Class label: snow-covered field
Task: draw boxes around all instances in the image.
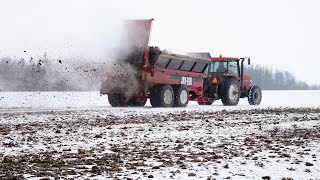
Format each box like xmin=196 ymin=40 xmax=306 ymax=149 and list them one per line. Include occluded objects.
xmin=1 ymin=90 xmax=320 ymax=112
xmin=0 ymin=91 xmax=320 ymax=179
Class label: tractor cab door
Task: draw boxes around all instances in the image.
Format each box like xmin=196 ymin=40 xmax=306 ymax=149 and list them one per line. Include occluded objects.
xmin=208 ymin=62 xmax=227 ymax=83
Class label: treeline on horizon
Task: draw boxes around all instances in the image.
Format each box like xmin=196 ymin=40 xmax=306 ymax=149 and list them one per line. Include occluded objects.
xmin=0 ymin=56 xmax=319 ymax=91
xmin=245 ymin=65 xmax=320 ymax=90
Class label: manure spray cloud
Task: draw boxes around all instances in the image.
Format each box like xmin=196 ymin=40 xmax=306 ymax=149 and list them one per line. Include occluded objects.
xmin=0 ymin=7 xmax=151 ymax=97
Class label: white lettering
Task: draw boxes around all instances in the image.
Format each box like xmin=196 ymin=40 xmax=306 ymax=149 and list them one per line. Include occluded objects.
xmin=181 ymin=77 xmax=193 ymax=86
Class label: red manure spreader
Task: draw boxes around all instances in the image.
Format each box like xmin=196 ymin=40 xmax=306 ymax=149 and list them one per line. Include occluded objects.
xmin=100 ymin=19 xmax=262 ymax=107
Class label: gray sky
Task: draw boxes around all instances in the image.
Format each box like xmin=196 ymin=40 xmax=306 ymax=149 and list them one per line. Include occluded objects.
xmin=0 ymin=0 xmax=319 ymax=85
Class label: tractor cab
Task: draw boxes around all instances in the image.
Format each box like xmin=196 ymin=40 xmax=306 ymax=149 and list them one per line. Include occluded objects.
xmin=208 ymin=58 xmax=240 ymax=80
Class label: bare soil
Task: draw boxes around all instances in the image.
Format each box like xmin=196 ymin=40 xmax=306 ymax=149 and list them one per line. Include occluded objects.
xmin=0 ymin=108 xmax=319 ymax=179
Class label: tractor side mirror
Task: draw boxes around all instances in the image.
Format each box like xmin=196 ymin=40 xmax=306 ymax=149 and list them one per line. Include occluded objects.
xmin=248 ymin=58 xmax=251 ymax=65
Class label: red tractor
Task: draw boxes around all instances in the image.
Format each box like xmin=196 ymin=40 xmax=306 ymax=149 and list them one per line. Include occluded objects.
xmin=197 ymin=55 xmax=262 ymax=106
xmin=100 ymin=19 xmax=262 ymax=107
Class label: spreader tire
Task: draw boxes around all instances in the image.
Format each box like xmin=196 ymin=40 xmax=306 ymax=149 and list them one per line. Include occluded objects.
xmin=150 ymin=85 xmax=174 ymax=107
xmin=248 ymin=85 xmax=262 ymax=105
xmin=173 ymin=85 xmax=189 ymax=107
xmin=220 ymin=78 xmax=240 ymax=106
xmin=108 ymin=94 xmax=128 ymax=107
xmin=127 ymin=98 xmax=147 ymax=107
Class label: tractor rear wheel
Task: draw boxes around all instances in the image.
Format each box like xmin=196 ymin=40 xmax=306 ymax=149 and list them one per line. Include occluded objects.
xmin=220 ymin=78 xmax=240 ymax=106
xmin=150 ymin=85 xmax=174 ymax=107
xmin=248 ymin=85 xmax=262 ymax=105
xmin=173 ymin=85 xmax=189 ymax=107
xmin=108 ymin=94 xmax=129 ymax=107
xmin=128 ymin=98 xmax=147 ymax=107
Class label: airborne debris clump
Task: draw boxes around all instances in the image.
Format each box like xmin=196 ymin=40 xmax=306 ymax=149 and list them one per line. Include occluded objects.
xmin=0 ymin=20 xmax=149 ymax=94
xmin=0 ymin=55 xmax=109 ymax=91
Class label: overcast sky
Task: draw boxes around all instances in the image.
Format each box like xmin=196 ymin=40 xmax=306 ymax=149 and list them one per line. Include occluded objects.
xmin=0 ymin=0 xmax=319 ymax=85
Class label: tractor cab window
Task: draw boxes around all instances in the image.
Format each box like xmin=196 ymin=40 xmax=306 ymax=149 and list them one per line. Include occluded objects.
xmin=209 ymin=62 xmax=227 ymax=74
xmin=228 ymin=61 xmax=239 ymax=77
xmin=210 ymin=61 xmax=238 ymax=74
xmin=215 ymin=62 xmax=227 ymax=73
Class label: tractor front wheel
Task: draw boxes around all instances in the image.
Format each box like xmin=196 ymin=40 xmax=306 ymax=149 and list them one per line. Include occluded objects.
xmin=150 ymin=85 xmax=174 ymax=107
xmin=220 ymin=78 xmax=240 ymax=106
xmin=248 ymin=85 xmax=262 ymax=105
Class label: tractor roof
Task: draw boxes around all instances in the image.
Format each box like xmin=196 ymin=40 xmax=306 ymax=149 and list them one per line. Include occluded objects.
xmin=211 ymin=57 xmax=240 ymax=61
